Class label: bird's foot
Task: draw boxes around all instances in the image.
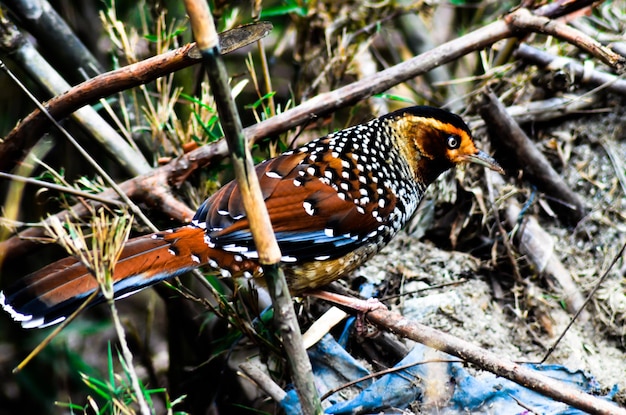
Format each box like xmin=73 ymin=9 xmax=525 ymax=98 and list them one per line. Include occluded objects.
xmin=305 ymin=290 xmax=387 ymax=336
xmin=305 ymin=289 xmax=387 ymax=313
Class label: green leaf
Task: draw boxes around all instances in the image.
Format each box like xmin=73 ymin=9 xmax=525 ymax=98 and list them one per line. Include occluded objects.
xmin=55 ymin=402 xmax=85 ymax=410
xmin=373 ymin=93 xmax=416 ymax=104
xmin=180 ymin=93 xmax=215 ymax=111
xmin=144 ymin=26 xmax=187 ymax=42
xmin=107 ymin=343 xmax=115 ymax=392
xmin=261 ymin=4 xmax=308 ymax=17
xmin=80 ymin=373 xmax=112 ymax=400
xmin=244 ymin=91 xmax=277 ymax=110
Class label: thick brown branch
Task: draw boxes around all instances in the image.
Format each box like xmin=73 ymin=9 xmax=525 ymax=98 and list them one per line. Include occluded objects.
xmin=0 ymin=22 xmax=272 ymax=172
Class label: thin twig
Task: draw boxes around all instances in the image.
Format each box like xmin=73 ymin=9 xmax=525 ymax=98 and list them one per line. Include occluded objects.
xmin=599 ymin=137 xmax=626 ymax=195
xmin=45 ymin=209 xmax=150 ymax=415
xmin=540 ymin=240 xmax=626 ymax=364
xmin=12 ymin=290 xmax=99 ymax=373
xmin=484 ymin=170 xmax=525 ymax=282
xmin=0 ymin=172 xmax=124 ymax=206
xmin=320 ymin=359 xmax=461 ymax=402
xmin=109 ymin=298 xmax=151 ymax=415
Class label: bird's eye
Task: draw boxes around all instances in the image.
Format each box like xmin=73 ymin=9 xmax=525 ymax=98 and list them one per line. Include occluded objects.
xmin=446 ymin=135 xmax=460 ymax=149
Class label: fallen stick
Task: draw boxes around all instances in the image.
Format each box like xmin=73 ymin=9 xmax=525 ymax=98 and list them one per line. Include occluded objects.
xmin=478 ymin=90 xmax=586 ymax=224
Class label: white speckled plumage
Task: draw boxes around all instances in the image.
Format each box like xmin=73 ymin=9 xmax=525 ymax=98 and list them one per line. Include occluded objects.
xmin=1 ymin=106 xmax=503 ymax=328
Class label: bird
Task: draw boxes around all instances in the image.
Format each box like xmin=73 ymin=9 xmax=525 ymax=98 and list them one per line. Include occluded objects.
xmin=1 ymin=106 xmax=503 ymax=329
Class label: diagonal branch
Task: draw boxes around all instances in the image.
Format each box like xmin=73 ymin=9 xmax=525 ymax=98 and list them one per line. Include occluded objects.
xmin=1 ymin=3 xmax=616 ymax=262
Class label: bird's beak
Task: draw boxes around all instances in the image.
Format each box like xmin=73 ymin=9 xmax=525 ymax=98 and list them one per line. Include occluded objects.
xmin=462 ymin=150 xmax=504 ymax=174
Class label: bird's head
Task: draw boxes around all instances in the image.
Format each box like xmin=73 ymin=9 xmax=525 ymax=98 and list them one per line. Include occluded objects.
xmin=384 ymin=106 xmax=504 ymax=184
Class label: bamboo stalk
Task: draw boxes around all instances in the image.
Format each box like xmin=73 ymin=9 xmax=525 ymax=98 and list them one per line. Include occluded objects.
xmin=181 ymin=1 xmax=322 ymax=413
